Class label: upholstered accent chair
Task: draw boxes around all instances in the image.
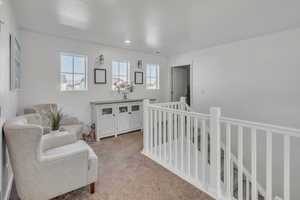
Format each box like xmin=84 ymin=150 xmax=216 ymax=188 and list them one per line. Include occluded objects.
xmin=4 ymin=114 xmax=98 ymax=200
xmin=24 ymin=104 xmax=85 ymax=139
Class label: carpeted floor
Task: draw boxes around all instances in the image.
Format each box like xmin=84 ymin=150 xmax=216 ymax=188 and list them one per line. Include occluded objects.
xmin=10 ymin=131 xmax=214 ymax=200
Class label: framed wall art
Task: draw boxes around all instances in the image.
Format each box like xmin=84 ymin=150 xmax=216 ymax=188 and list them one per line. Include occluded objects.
xmin=94 ymin=68 xmax=107 ymax=84
xmin=10 ymin=34 xmax=22 ymax=90
xmin=134 ymin=72 xmax=143 ymax=84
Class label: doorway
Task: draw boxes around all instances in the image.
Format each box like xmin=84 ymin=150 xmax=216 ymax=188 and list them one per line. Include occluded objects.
xmin=171 ymin=65 xmax=190 ymax=105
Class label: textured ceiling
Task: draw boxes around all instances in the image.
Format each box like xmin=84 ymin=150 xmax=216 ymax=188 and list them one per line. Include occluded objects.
xmin=12 ymin=0 xmax=300 ymax=56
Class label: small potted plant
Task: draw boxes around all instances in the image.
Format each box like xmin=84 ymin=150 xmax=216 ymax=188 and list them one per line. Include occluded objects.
xmin=48 ymin=106 xmax=64 ymax=133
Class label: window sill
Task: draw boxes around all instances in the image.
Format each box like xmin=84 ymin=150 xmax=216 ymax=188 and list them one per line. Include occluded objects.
xmin=60 ymin=89 xmax=88 ymax=92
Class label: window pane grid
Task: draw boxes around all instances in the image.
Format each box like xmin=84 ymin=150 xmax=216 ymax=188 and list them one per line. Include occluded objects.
xmin=60 ymin=54 xmax=87 ymax=91
xmin=112 ymin=61 xmax=130 ymax=90
xmin=146 ymin=64 xmax=159 ymax=89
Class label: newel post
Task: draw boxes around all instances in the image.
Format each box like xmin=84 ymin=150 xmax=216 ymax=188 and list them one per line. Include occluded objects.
xmin=143 ymin=99 xmax=150 ymax=155
xmin=180 ymin=96 xmax=186 ymax=110
xmin=180 ymin=96 xmax=186 ymax=103
xmin=209 ymin=107 xmax=221 ymax=198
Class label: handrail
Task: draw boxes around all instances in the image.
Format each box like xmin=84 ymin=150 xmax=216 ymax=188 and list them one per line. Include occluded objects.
xmin=149 ymin=104 xmax=210 ymax=119
xmin=221 ymin=117 xmax=300 ymax=138
xmin=154 ymin=101 xmax=184 ymax=106
xmin=154 ymin=101 xmax=300 ymax=136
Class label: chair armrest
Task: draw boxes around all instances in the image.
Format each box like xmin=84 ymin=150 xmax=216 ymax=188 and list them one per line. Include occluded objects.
xmin=40 ymin=144 xmax=89 ymax=163
xmin=61 ymin=116 xmax=81 ymax=126
xmin=42 ymin=131 xmax=77 ymax=151
xmin=39 ymin=145 xmax=89 ymax=188
xmin=23 ymin=113 xmax=42 ymax=126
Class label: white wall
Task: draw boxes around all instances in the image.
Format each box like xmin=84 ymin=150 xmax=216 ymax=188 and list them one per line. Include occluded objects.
xmin=19 ymin=30 xmax=170 ymax=123
xmin=0 ymin=0 xmax=19 ymax=199
xmin=0 ymin=0 xmax=19 ymax=119
xmin=170 ymin=28 xmax=300 ymax=200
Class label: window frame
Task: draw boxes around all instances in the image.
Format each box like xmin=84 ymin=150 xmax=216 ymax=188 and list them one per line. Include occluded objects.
xmin=60 ymin=52 xmax=88 ymax=92
xmin=111 ymin=60 xmax=130 ymax=90
xmin=146 ymin=64 xmax=160 ymax=90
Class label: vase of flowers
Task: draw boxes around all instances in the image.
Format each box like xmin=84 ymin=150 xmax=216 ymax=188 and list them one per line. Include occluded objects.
xmin=114 ymin=80 xmax=134 ymax=99
xmin=48 ymin=106 xmax=64 ymax=132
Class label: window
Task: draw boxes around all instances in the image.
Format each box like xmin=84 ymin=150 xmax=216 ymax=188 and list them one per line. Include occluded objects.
xmin=60 ymin=53 xmax=87 ymax=91
xmin=146 ymin=64 xmax=159 ymax=89
xmin=112 ymin=61 xmax=130 ymax=90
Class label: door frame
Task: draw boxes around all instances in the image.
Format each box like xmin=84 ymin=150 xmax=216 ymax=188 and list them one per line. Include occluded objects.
xmin=170 ymin=60 xmax=196 ymax=107
xmin=170 ymin=65 xmax=191 ymax=103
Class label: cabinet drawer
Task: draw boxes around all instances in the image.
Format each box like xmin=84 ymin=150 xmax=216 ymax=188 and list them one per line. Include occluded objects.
xmin=102 ymin=108 xmax=113 ymax=115
xmin=119 ymin=106 xmax=128 ymax=113
xmin=96 ymin=104 xmax=115 ymax=117
xmin=131 ymin=104 xmax=140 ymax=112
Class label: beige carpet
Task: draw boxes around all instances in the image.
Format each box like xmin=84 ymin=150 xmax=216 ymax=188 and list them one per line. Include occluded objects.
xmin=10 ymin=131 xmax=214 ymax=200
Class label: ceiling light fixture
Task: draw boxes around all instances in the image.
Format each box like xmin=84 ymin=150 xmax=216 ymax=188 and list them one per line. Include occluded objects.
xmin=124 ymin=40 xmax=131 ymax=44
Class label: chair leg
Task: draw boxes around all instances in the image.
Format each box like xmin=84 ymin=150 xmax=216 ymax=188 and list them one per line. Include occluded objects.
xmin=89 ymin=182 xmax=95 ymax=194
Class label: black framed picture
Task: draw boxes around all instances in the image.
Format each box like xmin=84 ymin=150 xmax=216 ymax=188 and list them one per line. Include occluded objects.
xmin=134 ymin=72 xmax=143 ymax=84
xmin=94 ymin=68 xmax=107 ymax=84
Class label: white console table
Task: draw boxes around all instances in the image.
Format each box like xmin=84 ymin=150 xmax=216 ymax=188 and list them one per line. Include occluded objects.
xmin=91 ymin=99 xmax=156 ymax=141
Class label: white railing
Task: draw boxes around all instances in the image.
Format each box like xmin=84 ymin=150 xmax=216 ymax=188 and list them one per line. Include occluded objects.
xmin=142 ymin=98 xmax=300 ymax=200
xmin=154 ymin=97 xmax=191 ymax=111
xmin=143 ymin=98 xmax=212 ymax=195
xmin=220 ymin=116 xmax=300 ymax=200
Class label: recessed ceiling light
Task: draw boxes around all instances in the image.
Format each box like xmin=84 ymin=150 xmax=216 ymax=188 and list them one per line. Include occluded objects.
xmin=124 ymin=40 xmax=131 ymax=44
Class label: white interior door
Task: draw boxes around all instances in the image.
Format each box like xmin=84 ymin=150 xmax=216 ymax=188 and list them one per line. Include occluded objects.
xmin=171 ymin=66 xmax=189 ymax=101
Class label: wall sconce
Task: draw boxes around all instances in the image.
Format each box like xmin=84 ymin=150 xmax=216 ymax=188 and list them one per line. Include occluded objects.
xmin=99 ymin=54 xmax=104 ymax=65
xmin=137 ymin=60 xmax=143 ymax=69
xmin=95 ymin=54 xmax=104 ymax=68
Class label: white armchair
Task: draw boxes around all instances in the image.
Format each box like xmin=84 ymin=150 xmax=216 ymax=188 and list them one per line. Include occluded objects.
xmin=4 ymin=114 xmax=98 ymax=200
